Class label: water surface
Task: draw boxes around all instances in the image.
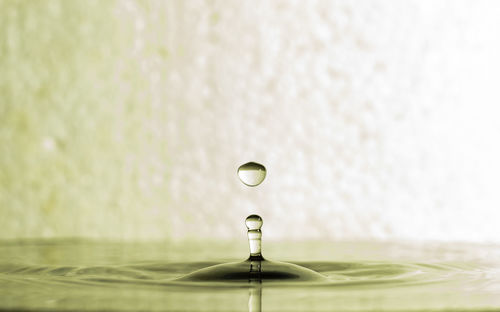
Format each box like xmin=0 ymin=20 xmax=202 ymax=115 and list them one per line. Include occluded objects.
xmin=1 ymin=240 xmax=499 ymax=311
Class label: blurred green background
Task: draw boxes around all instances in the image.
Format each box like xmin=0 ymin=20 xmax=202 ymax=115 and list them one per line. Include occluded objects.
xmin=1 ymin=0 xmax=500 ymax=243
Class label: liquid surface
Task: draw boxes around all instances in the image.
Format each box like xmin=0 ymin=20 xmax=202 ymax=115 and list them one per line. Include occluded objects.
xmin=1 ymin=240 xmax=500 ymax=311
xmin=179 ymin=214 xmax=328 ymax=285
xmin=237 ymin=162 xmax=266 ymax=187
xmin=177 ymin=259 xmax=329 ymax=285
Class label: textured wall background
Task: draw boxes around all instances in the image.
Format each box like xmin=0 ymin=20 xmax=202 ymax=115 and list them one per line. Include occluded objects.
xmin=1 ymin=0 xmax=500 ymax=242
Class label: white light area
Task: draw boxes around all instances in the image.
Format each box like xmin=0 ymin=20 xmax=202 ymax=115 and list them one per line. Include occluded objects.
xmin=159 ymin=0 xmax=500 ymax=243
xmin=41 ymin=137 xmax=56 ymax=152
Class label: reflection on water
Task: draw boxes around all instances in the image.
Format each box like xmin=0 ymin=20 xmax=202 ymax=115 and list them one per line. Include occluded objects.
xmin=1 ymin=240 xmax=500 ymax=311
xmin=249 ymin=286 xmax=262 ymax=312
xmin=249 ymin=260 xmax=262 ymax=312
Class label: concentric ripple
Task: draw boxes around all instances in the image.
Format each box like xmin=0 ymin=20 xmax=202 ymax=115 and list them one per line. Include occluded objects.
xmin=1 ymin=240 xmax=500 ymax=311
xmin=0 ymin=260 xmax=482 ymax=289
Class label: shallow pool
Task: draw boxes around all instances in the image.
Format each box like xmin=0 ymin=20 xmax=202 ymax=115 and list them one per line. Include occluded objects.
xmin=1 ymin=239 xmax=499 ymax=311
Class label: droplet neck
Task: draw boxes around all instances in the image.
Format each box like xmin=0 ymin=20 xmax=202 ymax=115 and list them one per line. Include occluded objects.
xmin=246 ymin=215 xmax=264 ymax=260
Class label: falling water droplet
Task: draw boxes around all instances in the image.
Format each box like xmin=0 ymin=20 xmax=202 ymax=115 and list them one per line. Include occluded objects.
xmin=176 ymin=165 xmax=327 ymax=284
xmin=238 ymin=162 xmax=266 ymax=187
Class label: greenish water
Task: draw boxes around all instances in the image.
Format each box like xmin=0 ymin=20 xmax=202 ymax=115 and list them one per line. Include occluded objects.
xmin=1 ymin=240 xmax=500 ymax=311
